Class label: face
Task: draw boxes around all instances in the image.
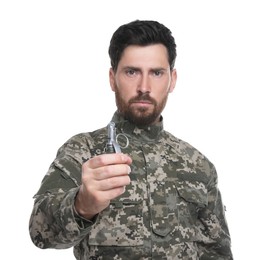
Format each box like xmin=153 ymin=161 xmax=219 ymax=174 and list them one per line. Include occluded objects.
xmin=109 ymin=44 xmax=177 ymax=127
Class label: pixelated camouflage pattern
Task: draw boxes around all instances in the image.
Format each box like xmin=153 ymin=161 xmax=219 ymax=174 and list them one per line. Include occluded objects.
xmin=29 ymin=112 xmax=233 ymax=259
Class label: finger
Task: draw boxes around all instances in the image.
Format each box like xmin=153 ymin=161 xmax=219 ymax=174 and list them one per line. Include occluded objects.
xmin=100 ymin=186 xmax=126 ymax=201
xmin=94 ymin=164 xmax=131 ymax=180
xmin=98 ymin=175 xmax=131 ymax=191
xmin=87 ymin=153 xmax=132 ymax=169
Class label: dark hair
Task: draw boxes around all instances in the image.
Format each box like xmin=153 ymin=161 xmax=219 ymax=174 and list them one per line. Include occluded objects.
xmin=108 ymin=20 xmax=177 ymax=72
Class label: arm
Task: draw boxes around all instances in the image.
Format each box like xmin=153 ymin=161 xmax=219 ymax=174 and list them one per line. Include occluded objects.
xmin=29 ymin=156 xmax=95 ymax=249
xmin=29 ymin=134 xmax=132 ymax=249
xmin=198 ymin=166 xmax=233 ymax=259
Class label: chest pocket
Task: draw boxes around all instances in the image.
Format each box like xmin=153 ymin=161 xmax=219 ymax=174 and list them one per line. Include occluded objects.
xmin=150 ymin=179 xmax=208 ymax=242
xmin=174 ymin=180 xmax=208 ymax=241
xmin=88 ymin=183 xmax=144 ymax=247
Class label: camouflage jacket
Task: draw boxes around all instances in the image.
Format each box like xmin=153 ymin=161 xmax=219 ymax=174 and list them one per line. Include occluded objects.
xmin=29 ymin=112 xmax=233 ymax=260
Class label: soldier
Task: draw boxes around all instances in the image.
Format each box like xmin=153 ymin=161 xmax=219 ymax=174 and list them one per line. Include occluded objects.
xmin=29 ymin=20 xmax=233 ymax=259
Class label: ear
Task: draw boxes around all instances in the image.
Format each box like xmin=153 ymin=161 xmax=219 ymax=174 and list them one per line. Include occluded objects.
xmin=109 ymin=68 xmax=116 ymax=92
xmin=168 ymin=69 xmax=177 ymax=93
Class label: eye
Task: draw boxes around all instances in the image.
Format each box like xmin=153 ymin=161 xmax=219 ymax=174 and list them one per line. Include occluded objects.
xmin=153 ymin=70 xmax=164 ymax=77
xmin=126 ymin=68 xmax=137 ymax=76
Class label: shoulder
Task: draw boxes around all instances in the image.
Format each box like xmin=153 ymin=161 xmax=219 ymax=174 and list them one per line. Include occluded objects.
xmin=63 ymin=126 xmax=107 ymax=147
xmin=162 ymin=130 xmax=208 ymax=159
xmin=162 ymin=130 xmax=217 ymax=183
xmin=56 ymin=126 xmax=107 ymax=157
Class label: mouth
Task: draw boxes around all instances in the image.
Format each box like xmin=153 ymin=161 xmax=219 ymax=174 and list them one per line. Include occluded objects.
xmin=132 ymin=100 xmax=152 ymax=104
xmin=130 ymin=100 xmax=153 ymax=108
xmin=129 ymin=94 xmax=156 ymax=108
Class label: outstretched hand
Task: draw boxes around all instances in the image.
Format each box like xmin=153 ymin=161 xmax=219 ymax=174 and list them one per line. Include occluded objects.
xmin=75 ymin=153 xmax=132 ymax=220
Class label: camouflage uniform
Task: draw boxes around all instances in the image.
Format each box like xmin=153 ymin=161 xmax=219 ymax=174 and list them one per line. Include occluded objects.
xmin=29 ymin=112 xmax=233 ymax=259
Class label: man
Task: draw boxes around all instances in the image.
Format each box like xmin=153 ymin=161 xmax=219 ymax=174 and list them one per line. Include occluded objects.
xmin=29 ymin=20 xmax=233 ymax=259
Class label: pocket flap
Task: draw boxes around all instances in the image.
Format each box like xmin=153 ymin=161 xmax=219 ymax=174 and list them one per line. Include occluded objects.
xmin=175 ymin=181 xmax=208 ymax=207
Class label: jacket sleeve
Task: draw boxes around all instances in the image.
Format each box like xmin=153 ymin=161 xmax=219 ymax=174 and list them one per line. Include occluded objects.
xmin=198 ymin=165 xmax=233 ymax=259
xmin=29 ymin=135 xmax=96 ymax=249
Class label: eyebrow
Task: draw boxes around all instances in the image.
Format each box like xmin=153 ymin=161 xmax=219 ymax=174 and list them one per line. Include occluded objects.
xmin=122 ymin=66 xmax=167 ymax=71
xmin=123 ymin=66 xmax=140 ymax=71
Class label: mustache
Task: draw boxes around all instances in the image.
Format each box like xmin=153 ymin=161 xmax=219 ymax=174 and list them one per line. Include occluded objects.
xmin=129 ymin=93 xmax=156 ymax=104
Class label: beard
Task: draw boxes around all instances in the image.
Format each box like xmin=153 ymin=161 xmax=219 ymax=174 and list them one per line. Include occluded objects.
xmin=114 ymin=89 xmax=168 ymax=127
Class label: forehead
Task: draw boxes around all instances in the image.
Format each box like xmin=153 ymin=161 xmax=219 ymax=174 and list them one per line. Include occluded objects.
xmin=118 ymin=44 xmax=169 ymax=68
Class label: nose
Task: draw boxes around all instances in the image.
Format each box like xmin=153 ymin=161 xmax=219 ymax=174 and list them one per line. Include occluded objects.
xmin=137 ymin=74 xmax=151 ymax=94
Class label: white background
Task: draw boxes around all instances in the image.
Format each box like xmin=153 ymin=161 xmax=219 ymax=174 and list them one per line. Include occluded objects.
xmin=1 ymin=0 xmax=259 ymax=259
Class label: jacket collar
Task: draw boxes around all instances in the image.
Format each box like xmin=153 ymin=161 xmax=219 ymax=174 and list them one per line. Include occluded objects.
xmin=110 ymin=111 xmax=164 ymax=142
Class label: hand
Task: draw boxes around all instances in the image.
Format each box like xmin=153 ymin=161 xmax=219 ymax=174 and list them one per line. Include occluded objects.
xmin=75 ymin=153 xmax=132 ymax=220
